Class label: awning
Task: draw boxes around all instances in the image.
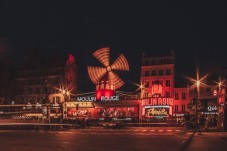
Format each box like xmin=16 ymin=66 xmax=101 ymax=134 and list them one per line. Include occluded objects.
xmin=94 ymin=101 xmax=139 ymax=108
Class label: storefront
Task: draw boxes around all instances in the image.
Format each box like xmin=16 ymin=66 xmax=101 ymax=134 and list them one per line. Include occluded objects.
xmin=94 ymin=100 xmax=139 ymax=122
xmin=66 ymin=102 xmax=94 ymax=119
xmin=141 ymin=97 xmax=173 ymax=122
xmin=65 ymin=100 xmax=140 ymax=122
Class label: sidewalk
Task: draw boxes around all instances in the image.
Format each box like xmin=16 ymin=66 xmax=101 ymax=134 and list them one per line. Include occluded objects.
xmin=186 ymin=127 xmax=225 ymax=132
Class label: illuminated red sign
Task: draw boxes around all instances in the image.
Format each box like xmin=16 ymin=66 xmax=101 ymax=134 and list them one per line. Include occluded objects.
xmin=67 ymin=108 xmax=90 ymax=117
xmin=96 ymin=89 xmax=116 ymax=101
xmin=142 ymin=98 xmax=173 ymax=106
xmin=145 ymin=107 xmax=169 ymax=118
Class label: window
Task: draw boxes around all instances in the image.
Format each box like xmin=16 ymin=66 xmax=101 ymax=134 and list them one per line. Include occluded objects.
xmin=175 ymin=93 xmax=179 ymax=100
xmin=166 ymin=91 xmax=170 ymax=97
xmin=174 ymin=105 xmax=178 ymax=112
xmin=145 ymin=71 xmax=149 ymax=76
xmin=182 ymin=104 xmax=185 ymax=112
xmin=166 ymin=69 xmax=171 ymax=75
xmin=159 ymin=70 xmax=163 ymax=76
xmin=144 ymin=81 xmax=149 ymax=88
xmin=56 ymin=96 xmax=60 ymax=103
xmin=166 ymin=80 xmax=170 ymax=87
xmin=151 ymin=70 xmax=156 ymax=76
xmin=144 ymin=61 xmax=149 ymax=65
xmin=151 ymin=60 xmax=156 ymax=65
xmin=182 ymin=92 xmax=186 ymax=100
xmin=145 ymin=93 xmax=149 ymax=98
xmin=52 ymin=97 xmax=56 ymax=103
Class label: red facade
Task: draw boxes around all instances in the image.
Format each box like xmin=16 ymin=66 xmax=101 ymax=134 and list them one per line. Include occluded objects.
xmin=140 ymin=52 xmax=190 ymax=120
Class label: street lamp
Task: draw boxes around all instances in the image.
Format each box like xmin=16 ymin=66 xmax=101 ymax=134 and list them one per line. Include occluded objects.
xmin=60 ymin=89 xmax=70 ymax=121
xmin=195 ymin=80 xmax=200 ymax=128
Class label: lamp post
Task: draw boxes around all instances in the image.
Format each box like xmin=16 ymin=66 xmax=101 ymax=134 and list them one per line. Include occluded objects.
xmin=60 ymin=89 xmax=70 ymax=121
xmin=195 ymin=80 xmax=200 ymax=128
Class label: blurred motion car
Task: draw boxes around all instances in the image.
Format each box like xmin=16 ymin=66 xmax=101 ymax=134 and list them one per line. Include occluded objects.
xmin=102 ymin=120 xmax=125 ymax=128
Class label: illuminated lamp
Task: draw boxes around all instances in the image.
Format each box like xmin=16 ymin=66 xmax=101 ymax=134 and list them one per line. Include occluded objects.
xmin=213 ymin=89 xmax=217 ymax=96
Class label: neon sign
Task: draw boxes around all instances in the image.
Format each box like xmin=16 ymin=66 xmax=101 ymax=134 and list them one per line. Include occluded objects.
xmin=207 ymin=106 xmax=217 ymax=112
xmin=147 ymin=108 xmax=168 ymax=115
xmin=77 ymin=96 xmax=119 ymax=102
xmin=142 ymin=97 xmax=173 ymax=106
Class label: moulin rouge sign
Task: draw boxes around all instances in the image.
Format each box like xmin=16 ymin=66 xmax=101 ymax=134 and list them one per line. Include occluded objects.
xmin=77 ymin=89 xmax=119 ymax=102
xmin=77 ymin=95 xmax=119 ymax=102
xmin=142 ymin=97 xmax=173 ymax=106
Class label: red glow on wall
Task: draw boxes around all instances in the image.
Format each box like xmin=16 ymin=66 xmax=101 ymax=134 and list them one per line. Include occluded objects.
xmin=67 ymin=54 xmax=75 ymax=65
xmin=65 ymin=54 xmax=76 ymax=91
xmin=96 ymin=89 xmax=115 ymax=101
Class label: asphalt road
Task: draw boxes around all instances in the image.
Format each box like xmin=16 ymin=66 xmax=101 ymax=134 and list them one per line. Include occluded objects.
xmin=0 ymin=127 xmax=226 ymax=151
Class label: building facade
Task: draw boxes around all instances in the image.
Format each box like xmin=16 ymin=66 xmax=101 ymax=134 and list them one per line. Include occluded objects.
xmin=15 ymin=54 xmax=78 ymax=105
xmin=140 ymin=52 xmax=191 ymax=122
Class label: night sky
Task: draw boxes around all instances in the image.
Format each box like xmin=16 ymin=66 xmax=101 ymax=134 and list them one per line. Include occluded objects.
xmin=0 ymin=1 xmax=227 ymax=92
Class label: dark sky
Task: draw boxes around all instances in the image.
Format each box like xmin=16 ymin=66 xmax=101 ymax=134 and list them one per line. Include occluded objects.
xmin=0 ymin=1 xmax=227 ymax=92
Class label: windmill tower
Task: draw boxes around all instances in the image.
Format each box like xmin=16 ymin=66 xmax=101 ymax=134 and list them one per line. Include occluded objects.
xmin=87 ymin=47 xmax=129 ymax=100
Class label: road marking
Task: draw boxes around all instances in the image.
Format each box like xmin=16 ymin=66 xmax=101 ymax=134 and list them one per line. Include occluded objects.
xmin=167 ymin=130 xmax=172 ymax=132
xmin=158 ymin=130 xmax=164 ymax=132
xmin=150 ymin=130 xmax=155 ymax=132
xmin=175 ymin=130 xmax=181 ymax=132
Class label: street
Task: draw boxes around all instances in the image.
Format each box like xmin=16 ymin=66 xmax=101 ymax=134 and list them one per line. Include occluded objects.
xmin=0 ymin=127 xmax=226 ymax=151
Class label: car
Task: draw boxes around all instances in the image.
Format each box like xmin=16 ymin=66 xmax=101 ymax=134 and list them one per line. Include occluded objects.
xmin=102 ymin=120 xmax=125 ymax=128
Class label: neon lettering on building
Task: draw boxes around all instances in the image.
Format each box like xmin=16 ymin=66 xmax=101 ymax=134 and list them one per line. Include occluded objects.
xmin=77 ymin=96 xmax=119 ymax=102
xmin=100 ymin=96 xmax=119 ymax=101
xmin=142 ymin=97 xmax=173 ymax=106
xmin=77 ymin=96 xmax=96 ymax=102
xmin=146 ymin=108 xmax=168 ymax=116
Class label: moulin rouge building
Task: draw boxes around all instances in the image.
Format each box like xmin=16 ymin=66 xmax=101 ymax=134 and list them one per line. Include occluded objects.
xmin=65 ymin=49 xmax=191 ymax=122
xmin=140 ymin=52 xmax=190 ymax=121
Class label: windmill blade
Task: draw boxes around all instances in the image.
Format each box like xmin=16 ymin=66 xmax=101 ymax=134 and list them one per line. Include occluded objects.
xmin=111 ymin=54 xmax=129 ymax=71
xmin=93 ymin=47 xmax=110 ymax=67
xmin=87 ymin=66 xmax=107 ymax=84
xmin=108 ymin=71 xmax=125 ymax=90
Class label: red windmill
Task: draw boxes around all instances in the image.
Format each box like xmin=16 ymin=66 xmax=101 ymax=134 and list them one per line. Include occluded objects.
xmin=87 ymin=47 xmax=129 ymax=100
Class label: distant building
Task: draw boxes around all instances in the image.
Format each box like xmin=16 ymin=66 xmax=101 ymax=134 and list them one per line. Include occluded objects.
xmin=0 ymin=57 xmax=15 ymax=104
xmin=15 ymin=53 xmax=78 ymax=104
xmin=140 ymin=51 xmax=190 ymax=120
